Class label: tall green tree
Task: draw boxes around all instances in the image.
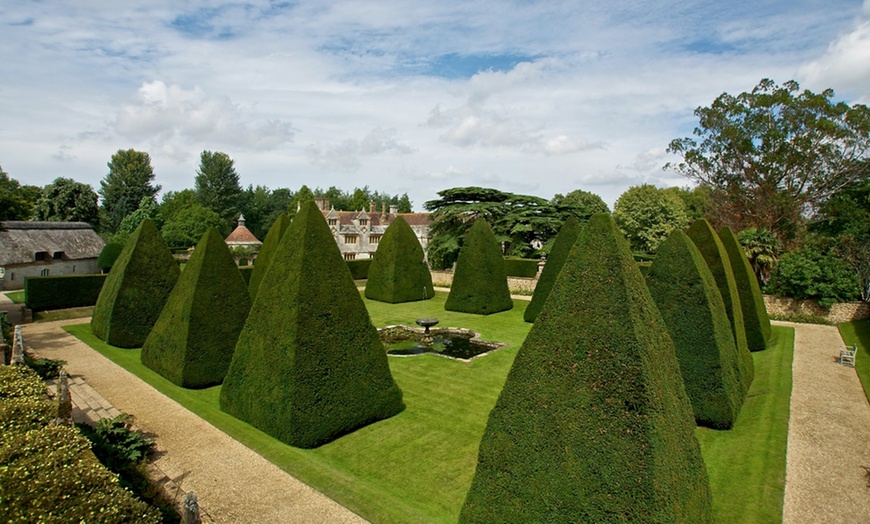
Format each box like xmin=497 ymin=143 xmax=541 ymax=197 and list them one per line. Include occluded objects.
xmin=33 ymin=178 xmax=100 ymax=227
xmin=113 ymin=196 xmax=162 ymax=246
xmin=161 ymin=204 xmax=225 ymax=248
xmin=158 ymin=189 xmax=198 ymax=225
xmin=666 ymin=79 xmax=870 ymax=241
xmin=100 ymin=149 xmax=160 ymax=233
xmin=0 ymin=168 xmax=40 ymax=220
xmin=612 ymin=184 xmax=689 ymax=254
xmin=289 ymin=184 xmax=315 ymax=216
xmin=550 ymin=189 xmax=610 ymax=216
xmin=664 ymin=185 xmax=713 ymax=221
xmin=195 ymin=150 xmax=243 ymax=230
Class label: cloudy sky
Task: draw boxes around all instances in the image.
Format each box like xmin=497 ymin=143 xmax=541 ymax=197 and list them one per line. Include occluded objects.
xmin=2 ymin=1 xmax=870 ymax=210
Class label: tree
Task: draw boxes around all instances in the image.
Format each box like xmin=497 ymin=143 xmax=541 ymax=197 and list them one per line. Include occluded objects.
xmin=737 ymin=227 xmax=782 ymax=285
xmin=612 ymin=184 xmax=689 ymax=254
xmin=238 ymin=185 xmax=293 ymax=240
xmin=32 ymin=178 xmax=100 ymax=227
xmin=195 ymin=151 xmax=243 ymax=230
xmin=113 ymin=196 xmax=162 ymax=245
xmin=161 ymin=204 xmax=225 ymax=248
xmin=766 ymin=247 xmax=860 ymax=307
xmin=550 ymin=189 xmax=610 ymax=216
xmin=158 ymin=189 xmax=198 ymax=224
xmin=666 ymin=79 xmax=870 ymax=241
xmin=0 ymin=168 xmax=40 ymax=220
xmin=100 ymin=149 xmax=160 ymax=233
xmin=663 ymin=185 xmax=713 ymax=221
xmin=288 ymin=185 xmax=315 ymax=216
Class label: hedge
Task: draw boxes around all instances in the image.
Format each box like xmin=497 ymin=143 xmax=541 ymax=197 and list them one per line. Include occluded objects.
xmin=503 ymin=257 xmax=539 ymax=278
xmin=365 ymin=216 xmax=435 ymax=303
xmin=141 ymin=228 xmax=252 ymax=388
xmin=0 ymin=366 xmax=160 ymax=523
xmin=97 ymin=242 xmax=125 ymax=271
xmin=248 ymin=213 xmax=291 ymax=301
xmin=91 ymin=219 xmax=180 ymax=348
xmin=686 ymin=219 xmax=754 ymax=395
xmin=238 ymin=265 xmax=253 ymax=284
xmin=646 ymin=230 xmax=744 ymax=429
xmin=719 ymin=227 xmax=772 ymax=351
xmin=460 ymin=213 xmax=711 ymax=523
xmin=347 ymin=258 xmax=372 ymax=280
xmin=24 ymin=274 xmax=107 ymax=311
xmin=220 ymin=201 xmax=404 ymax=448
xmin=524 ymin=216 xmax=582 ymax=322
xmin=445 ymin=219 xmax=513 ymax=315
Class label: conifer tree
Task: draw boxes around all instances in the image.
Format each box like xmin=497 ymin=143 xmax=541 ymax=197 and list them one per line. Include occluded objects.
xmin=365 ymin=216 xmax=435 ymax=303
xmin=445 ymin=219 xmax=513 ymax=315
xmin=524 ymin=216 xmax=582 ymax=322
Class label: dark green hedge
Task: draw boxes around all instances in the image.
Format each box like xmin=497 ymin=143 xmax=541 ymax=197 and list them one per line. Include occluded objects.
xmin=686 ymin=220 xmax=754 ymax=395
xmin=365 ymin=216 xmax=434 ymax=303
xmin=460 ymin=213 xmax=711 ymax=523
xmin=719 ymin=227 xmax=771 ymax=351
xmin=249 ymin=213 xmax=291 ymax=301
xmin=24 ymin=274 xmax=107 ymax=311
xmin=141 ymin=228 xmax=252 ymax=388
xmin=220 ymin=201 xmax=404 ymax=448
xmin=646 ymin=230 xmax=745 ymax=429
xmin=524 ymin=216 xmax=582 ymax=322
xmin=238 ymin=265 xmax=253 ymax=284
xmin=91 ymin=219 xmax=180 ymax=348
xmin=445 ymin=219 xmax=513 ymax=315
xmin=503 ymin=257 xmax=539 ymax=278
xmin=97 ymin=242 xmax=124 ymax=271
xmin=347 ymin=258 xmax=372 ymax=280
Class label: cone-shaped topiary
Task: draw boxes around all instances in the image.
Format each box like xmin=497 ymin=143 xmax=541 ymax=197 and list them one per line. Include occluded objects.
xmin=523 ymin=216 xmax=582 ymax=323
xmin=140 ymin=228 xmax=252 ymax=388
xmin=248 ymin=213 xmax=291 ymax=301
xmin=646 ymin=230 xmax=744 ymax=429
xmin=444 ymin=219 xmax=513 ymax=315
xmin=460 ymin=213 xmax=712 ymax=523
xmin=91 ymin=219 xmax=180 ymax=348
xmin=365 ymin=216 xmax=435 ymax=303
xmin=719 ymin=227 xmax=771 ymax=351
xmin=219 ymin=201 xmax=404 ymax=448
xmin=686 ymin=219 xmax=754 ymax=395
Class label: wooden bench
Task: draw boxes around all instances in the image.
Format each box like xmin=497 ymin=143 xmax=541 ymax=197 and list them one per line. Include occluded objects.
xmin=840 ymin=345 xmax=857 ymax=367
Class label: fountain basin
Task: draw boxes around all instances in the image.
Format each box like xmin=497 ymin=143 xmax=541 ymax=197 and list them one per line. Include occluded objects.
xmin=378 ymin=325 xmax=507 ymax=361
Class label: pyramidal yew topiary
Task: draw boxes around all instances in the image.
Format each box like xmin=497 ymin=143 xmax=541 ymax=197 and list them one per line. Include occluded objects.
xmin=91 ymin=219 xmax=180 ymax=348
xmin=248 ymin=213 xmax=291 ymax=301
xmin=686 ymin=219 xmax=754 ymax=396
xmin=523 ymin=216 xmax=582 ymax=323
xmin=460 ymin=213 xmax=712 ymax=523
xmin=140 ymin=228 xmax=252 ymax=388
xmin=444 ymin=218 xmax=513 ymax=315
xmin=365 ymin=216 xmax=435 ymax=303
xmin=719 ymin=227 xmax=772 ymax=351
xmin=646 ymin=230 xmax=744 ymax=429
xmin=219 ymin=201 xmax=404 ymax=448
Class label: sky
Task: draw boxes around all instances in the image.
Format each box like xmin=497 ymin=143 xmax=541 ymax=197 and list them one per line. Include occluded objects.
xmin=2 ymin=1 xmax=870 ymax=211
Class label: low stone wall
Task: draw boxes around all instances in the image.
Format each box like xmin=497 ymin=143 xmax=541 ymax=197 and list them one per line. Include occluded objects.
xmin=430 ymin=270 xmax=538 ymax=295
xmin=763 ymin=295 xmax=870 ymax=324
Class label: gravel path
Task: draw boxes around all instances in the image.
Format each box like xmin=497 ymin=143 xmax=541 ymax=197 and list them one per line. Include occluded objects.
xmin=781 ymin=321 xmax=870 ymax=523
xmin=22 ymin=319 xmax=366 ymax=524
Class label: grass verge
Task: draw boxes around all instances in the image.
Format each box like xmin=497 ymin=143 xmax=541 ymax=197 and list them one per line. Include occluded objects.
xmin=838 ymin=319 xmax=870 ymax=404
xmin=5 ymin=291 xmax=25 ymax=303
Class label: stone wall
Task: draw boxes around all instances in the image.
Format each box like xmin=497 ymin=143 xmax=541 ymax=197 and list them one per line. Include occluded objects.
xmin=763 ymin=295 xmax=870 ymax=324
xmin=430 ymin=270 xmax=537 ymax=296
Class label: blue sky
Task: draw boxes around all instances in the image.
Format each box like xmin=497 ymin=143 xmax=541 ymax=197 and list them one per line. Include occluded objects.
xmin=2 ymin=1 xmax=869 ymax=210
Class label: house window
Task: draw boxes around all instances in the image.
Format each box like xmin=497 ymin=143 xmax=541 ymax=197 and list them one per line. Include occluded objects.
xmin=40 ymin=268 xmax=49 ymax=277
xmin=369 ymin=235 xmax=382 ymax=244
xmin=344 ymin=234 xmax=358 ymax=244
xmin=344 ymin=252 xmax=356 ymax=260
xmin=52 ymin=251 xmax=64 ymax=260
xmin=34 ymin=251 xmax=48 ymax=261
xmin=359 ymin=218 xmax=368 ymax=226
xmin=328 ymin=218 xmax=338 ymax=226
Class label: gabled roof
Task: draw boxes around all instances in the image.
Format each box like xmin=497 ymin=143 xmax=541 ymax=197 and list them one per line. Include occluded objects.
xmin=320 ymin=210 xmax=431 ymax=228
xmin=0 ymin=221 xmax=105 ymax=265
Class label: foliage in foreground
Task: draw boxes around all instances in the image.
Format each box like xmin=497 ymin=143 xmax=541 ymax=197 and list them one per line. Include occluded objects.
xmin=445 ymin=218 xmax=513 ymax=315
xmin=524 ymin=216 xmax=582 ymax=323
xmin=365 ymin=216 xmax=435 ymax=303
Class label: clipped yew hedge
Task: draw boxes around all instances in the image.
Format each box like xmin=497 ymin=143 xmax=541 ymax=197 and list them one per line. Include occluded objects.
xmin=220 ymin=201 xmax=404 ymax=448
xmin=445 ymin=219 xmax=513 ymax=315
xmin=24 ymin=274 xmax=107 ymax=311
xmin=503 ymin=257 xmax=539 ymax=278
xmin=238 ymin=265 xmax=253 ymax=284
xmin=460 ymin=213 xmax=712 ymax=523
xmin=719 ymin=227 xmax=771 ymax=351
xmin=141 ymin=228 xmax=252 ymax=388
xmin=248 ymin=213 xmax=290 ymax=301
xmin=365 ymin=216 xmax=434 ymax=303
xmin=524 ymin=216 xmax=582 ymax=322
xmin=97 ymin=242 xmax=124 ymax=272
xmin=646 ymin=230 xmax=744 ymax=429
xmin=91 ymin=219 xmax=180 ymax=348
xmin=347 ymin=259 xmax=372 ymax=280
xmin=686 ymin=219 xmax=754 ymax=395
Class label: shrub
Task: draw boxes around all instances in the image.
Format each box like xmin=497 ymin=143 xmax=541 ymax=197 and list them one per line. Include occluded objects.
xmin=502 ymin=257 xmax=539 ymax=278
xmin=238 ymin=265 xmax=253 ymax=284
xmin=97 ymin=242 xmax=125 ymax=272
xmin=347 ymin=258 xmax=372 ymax=280
xmin=91 ymin=218 xmax=180 ymax=348
xmin=524 ymin=216 xmax=582 ymax=322
xmin=220 ymin=201 xmax=404 ymax=448
xmin=686 ymin=219 xmax=754 ymax=396
xmin=766 ymin=248 xmax=860 ymax=308
xmin=445 ymin=219 xmax=513 ymax=315
xmin=365 ymin=216 xmax=435 ymax=303
xmin=248 ymin=213 xmax=290 ymax=301
xmin=646 ymin=231 xmax=744 ymax=429
xmin=460 ymin=213 xmax=712 ymax=523
xmin=719 ymin=227 xmax=772 ymax=350
xmin=24 ymin=274 xmax=107 ymax=311
xmin=141 ymin=228 xmax=252 ymax=388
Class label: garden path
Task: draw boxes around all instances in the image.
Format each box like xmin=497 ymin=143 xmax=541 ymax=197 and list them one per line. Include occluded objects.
xmin=22 ymin=319 xmax=366 ymax=524
xmin=780 ymin=321 xmax=870 ymax=523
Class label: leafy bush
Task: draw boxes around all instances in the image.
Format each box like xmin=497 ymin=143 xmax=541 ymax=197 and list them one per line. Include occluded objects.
xmin=445 ymin=219 xmax=513 ymax=315
xmin=248 ymin=213 xmax=290 ymax=301
xmin=24 ymin=274 xmax=107 ymax=311
xmin=24 ymin=354 xmax=67 ymax=379
xmin=97 ymin=242 xmax=125 ymax=271
xmin=347 ymin=258 xmax=372 ymax=280
xmin=142 ymin=228 xmax=252 ymax=388
xmin=502 ymin=257 xmax=539 ymax=278
xmin=524 ymin=216 xmax=582 ymax=322
xmin=646 ymin=230 xmax=744 ymax=429
xmin=78 ymin=414 xmax=154 ymax=474
xmin=91 ymin=218 xmax=180 ymax=348
xmin=720 ymin=227 xmax=771 ymax=350
xmin=365 ymin=216 xmax=435 ymax=303
xmin=766 ymin=248 xmax=860 ymax=308
xmin=460 ymin=213 xmax=712 ymax=523
xmin=221 ymin=201 xmax=404 ymax=448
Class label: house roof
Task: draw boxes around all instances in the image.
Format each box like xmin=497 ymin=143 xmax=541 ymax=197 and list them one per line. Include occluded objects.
xmin=225 ymin=224 xmax=261 ymax=245
xmin=321 ymin=209 xmax=431 ymax=228
xmin=0 ymin=221 xmax=105 ymax=266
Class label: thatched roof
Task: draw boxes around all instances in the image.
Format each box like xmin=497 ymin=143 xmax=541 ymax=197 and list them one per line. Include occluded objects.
xmin=0 ymin=221 xmax=105 ymax=266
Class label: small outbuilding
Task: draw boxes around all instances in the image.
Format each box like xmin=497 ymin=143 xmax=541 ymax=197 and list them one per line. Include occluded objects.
xmin=224 ymin=215 xmax=262 ymax=266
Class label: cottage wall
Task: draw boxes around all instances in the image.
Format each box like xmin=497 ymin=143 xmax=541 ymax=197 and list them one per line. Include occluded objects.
xmin=2 ymin=259 xmax=99 ymax=291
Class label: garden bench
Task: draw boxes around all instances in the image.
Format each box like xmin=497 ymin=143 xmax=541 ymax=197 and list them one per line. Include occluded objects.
xmin=840 ymin=345 xmax=857 ymax=367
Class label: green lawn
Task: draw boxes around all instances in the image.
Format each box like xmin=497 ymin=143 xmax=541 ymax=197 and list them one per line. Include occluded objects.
xmin=66 ymin=291 xmax=794 ymax=523
xmin=5 ymin=291 xmax=25 ymax=303
xmin=838 ymin=319 xmax=870 ymax=404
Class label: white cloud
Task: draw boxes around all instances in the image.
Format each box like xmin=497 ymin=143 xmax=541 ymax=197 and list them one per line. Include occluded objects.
xmin=306 ymin=127 xmax=413 ymax=171
xmin=799 ymin=20 xmax=870 ymax=101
